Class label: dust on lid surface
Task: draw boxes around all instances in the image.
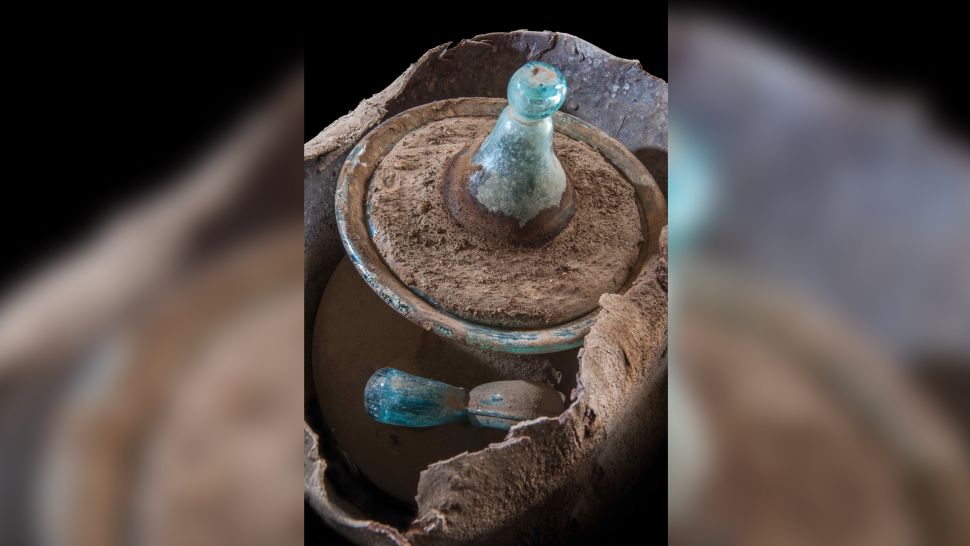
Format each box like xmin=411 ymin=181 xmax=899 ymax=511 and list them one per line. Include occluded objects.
xmin=365 ymin=114 xmax=644 ymax=328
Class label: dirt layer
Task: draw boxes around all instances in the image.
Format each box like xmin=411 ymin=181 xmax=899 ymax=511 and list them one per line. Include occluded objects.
xmin=367 ymin=116 xmax=643 ymax=328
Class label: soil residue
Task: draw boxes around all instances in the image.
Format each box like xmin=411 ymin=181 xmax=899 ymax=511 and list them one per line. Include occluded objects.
xmin=367 ymin=116 xmax=643 ymax=328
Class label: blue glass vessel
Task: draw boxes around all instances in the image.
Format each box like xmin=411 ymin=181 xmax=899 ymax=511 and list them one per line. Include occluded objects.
xmin=470 ymin=62 xmax=569 ymax=226
xmin=364 ymin=368 xmax=564 ymax=430
xmin=444 ymin=61 xmax=575 ymax=244
xmin=364 ymin=368 xmax=468 ymax=427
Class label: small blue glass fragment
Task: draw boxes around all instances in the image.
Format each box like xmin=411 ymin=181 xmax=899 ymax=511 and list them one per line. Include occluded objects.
xmin=364 ymin=368 xmax=468 ymax=427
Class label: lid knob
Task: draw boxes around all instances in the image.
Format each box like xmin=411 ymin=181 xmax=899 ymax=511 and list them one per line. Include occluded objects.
xmin=444 ymin=62 xmax=576 ymax=245
xmin=507 ymin=62 xmax=568 ymax=120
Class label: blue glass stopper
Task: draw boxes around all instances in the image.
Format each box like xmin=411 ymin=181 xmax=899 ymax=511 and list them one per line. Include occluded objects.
xmin=467 ymin=62 xmax=571 ymax=231
xmin=363 ymin=368 xmax=468 ymax=427
xmin=507 ymin=62 xmax=568 ymax=120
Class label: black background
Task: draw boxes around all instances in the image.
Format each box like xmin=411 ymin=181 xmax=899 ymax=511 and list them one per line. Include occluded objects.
xmin=2 ymin=19 xmax=301 ymax=289
xmin=669 ymin=4 xmax=970 ymax=134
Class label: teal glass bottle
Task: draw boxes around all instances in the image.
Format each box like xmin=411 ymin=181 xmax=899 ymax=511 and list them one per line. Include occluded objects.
xmin=469 ymin=62 xmax=569 ymax=227
xmin=363 ymin=368 xmax=565 ymax=430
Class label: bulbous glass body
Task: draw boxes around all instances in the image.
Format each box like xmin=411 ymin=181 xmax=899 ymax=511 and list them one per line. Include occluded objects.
xmin=470 ymin=62 xmax=569 ymax=227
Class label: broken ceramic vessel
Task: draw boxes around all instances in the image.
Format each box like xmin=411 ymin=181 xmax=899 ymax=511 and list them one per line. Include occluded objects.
xmin=306 ymin=30 xmax=669 ymax=546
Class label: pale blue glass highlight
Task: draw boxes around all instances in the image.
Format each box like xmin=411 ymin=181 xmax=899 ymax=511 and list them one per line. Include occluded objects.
xmin=364 ymin=368 xmax=467 ymax=427
xmin=470 ymin=62 xmax=569 ymax=226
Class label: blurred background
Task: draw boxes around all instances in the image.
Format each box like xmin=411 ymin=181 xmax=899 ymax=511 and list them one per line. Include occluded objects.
xmin=0 ymin=16 xmax=302 ymax=546
xmin=669 ymin=5 xmax=970 ymax=546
